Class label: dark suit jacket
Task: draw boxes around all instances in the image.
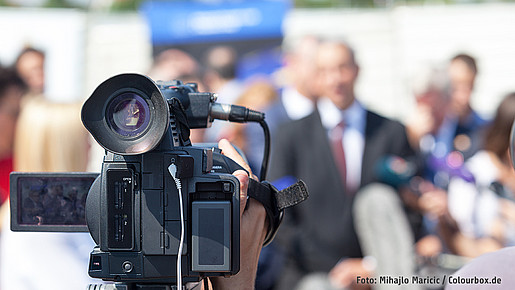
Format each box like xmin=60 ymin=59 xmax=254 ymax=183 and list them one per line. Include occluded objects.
xmin=269 ymin=108 xmax=415 ymax=280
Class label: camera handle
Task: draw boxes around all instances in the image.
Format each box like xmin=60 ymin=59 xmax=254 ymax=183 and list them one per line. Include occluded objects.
xmin=247 ymin=179 xmax=308 ymax=246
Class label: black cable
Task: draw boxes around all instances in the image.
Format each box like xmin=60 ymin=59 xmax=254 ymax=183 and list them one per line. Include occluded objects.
xmin=207 ymin=102 xmax=269 ymax=180
xmin=259 ymin=120 xmax=270 ymax=181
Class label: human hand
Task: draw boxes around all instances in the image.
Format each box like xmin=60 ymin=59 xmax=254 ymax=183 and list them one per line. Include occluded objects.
xmin=329 ymin=258 xmax=373 ymax=289
xmin=416 ymin=235 xmax=442 ymax=258
xmin=208 ymin=139 xmax=267 ymax=290
xmin=418 ymin=189 xmax=448 ymax=218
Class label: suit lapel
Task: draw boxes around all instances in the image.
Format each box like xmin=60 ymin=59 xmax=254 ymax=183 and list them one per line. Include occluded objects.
xmin=309 ymin=109 xmax=347 ymax=194
xmin=361 ymin=111 xmax=383 ymax=187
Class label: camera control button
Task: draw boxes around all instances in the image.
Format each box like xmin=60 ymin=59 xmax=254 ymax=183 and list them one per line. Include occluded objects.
xmin=122 ymin=261 xmax=133 ymax=273
xmin=223 ymin=182 xmax=232 ymax=193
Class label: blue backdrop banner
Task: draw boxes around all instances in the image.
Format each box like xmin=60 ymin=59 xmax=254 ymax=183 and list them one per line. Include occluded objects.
xmin=140 ymin=0 xmax=291 ymax=45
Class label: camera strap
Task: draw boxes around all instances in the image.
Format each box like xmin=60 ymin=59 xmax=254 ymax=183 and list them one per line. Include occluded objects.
xmin=247 ymin=179 xmax=308 ymax=246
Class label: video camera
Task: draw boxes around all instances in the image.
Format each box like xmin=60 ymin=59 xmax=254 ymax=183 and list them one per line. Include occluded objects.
xmin=10 ymin=73 xmax=307 ymax=289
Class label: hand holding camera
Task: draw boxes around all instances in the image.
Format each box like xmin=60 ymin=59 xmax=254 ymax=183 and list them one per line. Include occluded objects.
xmin=210 ymin=138 xmax=268 ymax=290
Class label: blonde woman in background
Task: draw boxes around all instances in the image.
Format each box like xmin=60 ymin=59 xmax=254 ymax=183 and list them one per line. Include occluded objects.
xmin=13 ymin=98 xmax=89 ymax=172
xmin=0 ymin=98 xmax=97 ymax=290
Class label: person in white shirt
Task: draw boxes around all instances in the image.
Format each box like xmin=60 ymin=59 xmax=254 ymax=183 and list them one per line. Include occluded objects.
xmin=444 ymin=92 xmax=515 ymax=258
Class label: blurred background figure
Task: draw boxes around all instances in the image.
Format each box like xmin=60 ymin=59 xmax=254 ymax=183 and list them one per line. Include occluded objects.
xmin=270 ymin=39 xmax=418 ymax=290
xmin=147 ymin=48 xmax=207 ymax=143
xmin=12 ymin=100 xmax=89 ymax=171
xmin=405 ymin=63 xmax=485 ymax=188
xmin=249 ymin=35 xmax=321 ymax=178
xmin=222 ymin=79 xmax=279 ymax=175
xmin=442 ymin=92 xmax=515 ymax=258
xmin=0 ymin=67 xmax=27 ymax=207
xmin=147 ymin=48 xmax=201 ymax=84
xmin=442 ymin=93 xmax=515 ymax=289
xmin=270 ymin=34 xmax=320 ymax=123
xmin=202 ymin=45 xmax=244 ymax=143
xmin=401 ymin=61 xmax=490 ymax=277
xmin=406 ymin=56 xmax=488 ymax=178
xmin=0 ymin=98 xmax=96 ymax=290
xmin=406 ymin=65 xmax=453 ymax=156
xmin=203 ymin=45 xmax=243 ymax=105
xmin=447 ymin=53 xmax=488 ymax=159
xmin=14 ymin=47 xmax=45 ymax=97
xmin=403 ymin=65 xmax=460 ymax=264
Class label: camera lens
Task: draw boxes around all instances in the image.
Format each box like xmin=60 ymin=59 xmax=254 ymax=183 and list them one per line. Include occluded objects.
xmin=106 ymin=92 xmax=151 ymax=138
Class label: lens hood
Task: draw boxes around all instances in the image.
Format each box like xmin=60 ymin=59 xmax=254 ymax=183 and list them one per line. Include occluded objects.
xmin=82 ymin=73 xmax=169 ymax=155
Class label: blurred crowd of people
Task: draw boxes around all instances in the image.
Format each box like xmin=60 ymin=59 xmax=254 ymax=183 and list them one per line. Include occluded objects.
xmin=262 ymin=37 xmax=515 ymax=290
xmin=0 ymin=46 xmax=96 ymax=289
xmin=0 ymin=33 xmax=514 ymax=290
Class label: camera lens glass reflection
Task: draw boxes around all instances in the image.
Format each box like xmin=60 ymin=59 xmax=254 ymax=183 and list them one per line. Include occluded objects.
xmin=106 ymin=93 xmax=151 ymax=138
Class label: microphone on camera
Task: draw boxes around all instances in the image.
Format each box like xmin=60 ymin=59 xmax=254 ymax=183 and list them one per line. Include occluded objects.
xmin=210 ymin=103 xmax=265 ymax=123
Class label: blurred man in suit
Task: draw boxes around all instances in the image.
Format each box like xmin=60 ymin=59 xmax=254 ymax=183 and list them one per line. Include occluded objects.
xmin=270 ymin=39 xmax=419 ymax=290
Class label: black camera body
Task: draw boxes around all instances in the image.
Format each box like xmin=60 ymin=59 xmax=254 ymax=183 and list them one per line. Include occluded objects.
xmin=10 ymin=73 xmax=308 ymax=289
xmin=82 ymin=74 xmax=255 ymax=286
xmin=10 ymin=74 xmax=256 ymax=288
xmin=87 ymin=146 xmax=241 ymax=284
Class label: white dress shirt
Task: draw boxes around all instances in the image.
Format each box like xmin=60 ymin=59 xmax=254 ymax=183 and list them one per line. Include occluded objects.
xmin=281 ymin=86 xmax=315 ymax=121
xmin=318 ymin=97 xmax=366 ymax=192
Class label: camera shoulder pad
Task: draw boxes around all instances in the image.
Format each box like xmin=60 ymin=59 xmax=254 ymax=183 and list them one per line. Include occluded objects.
xmin=247 ymin=179 xmax=308 ymax=246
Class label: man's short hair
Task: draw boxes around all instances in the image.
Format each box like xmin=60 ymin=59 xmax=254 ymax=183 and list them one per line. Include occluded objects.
xmin=451 ymin=53 xmax=478 ymax=76
xmin=205 ymin=46 xmax=238 ymax=80
xmin=317 ymin=36 xmax=358 ymax=66
xmin=15 ymin=47 xmax=45 ymax=68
